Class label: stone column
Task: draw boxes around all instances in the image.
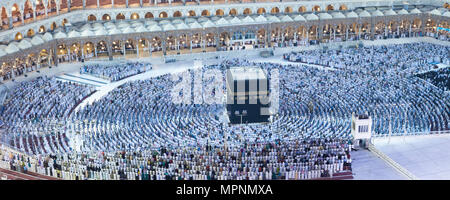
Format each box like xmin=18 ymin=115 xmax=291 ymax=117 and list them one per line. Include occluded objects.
xmin=358 ymin=26 xmax=361 ymax=40
xmin=318 ymin=25 xmax=323 ymax=42
xmin=215 ymin=35 xmax=220 ymax=51
xmin=33 ymin=5 xmax=36 ymax=21
xmin=162 ymin=40 xmax=166 ymax=56
xmin=136 ymin=39 xmax=140 ymax=57
xmin=83 ymin=0 xmax=86 ymax=9
xmin=140 ymin=0 xmax=143 ymax=7
xmin=68 ymin=0 xmax=71 ymax=12
xmin=97 ymin=0 xmax=100 ymax=8
xmin=123 ymin=42 xmax=126 ymax=58
xmin=53 ymin=47 xmax=59 ymax=66
xmin=112 ymin=0 xmax=115 ymax=8
xmin=8 ymin=16 xmax=13 ymax=29
xmin=126 ymin=0 xmax=129 ymax=8
xmin=371 ymin=23 xmax=376 ymax=40
xmin=107 ymin=43 xmax=113 ymax=61
xmin=345 ymin=26 xmax=348 ymax=41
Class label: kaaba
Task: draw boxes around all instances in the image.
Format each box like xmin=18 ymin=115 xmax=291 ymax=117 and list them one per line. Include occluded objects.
xmin=226 ymin=67 xmax=271 ymax=124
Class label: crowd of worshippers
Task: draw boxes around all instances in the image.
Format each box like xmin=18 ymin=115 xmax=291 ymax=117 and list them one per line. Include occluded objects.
xmin=0 ymin=42 xmax=449 ymax=180
xmin=1 ymin=139 xmax=353 ymax=180
xmin=282 ymin=42 xmax=450 ymax=74
xmin=80 ymin=62 xmax=152 ymax=82
xmin=416 ymin=67 xmax=450 ymax=91
xmin=0 ymin=76 xmax=95 ymax=155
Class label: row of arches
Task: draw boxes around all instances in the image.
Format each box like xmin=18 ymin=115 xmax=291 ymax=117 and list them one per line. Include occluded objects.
xmin=85 ymin=5 xmax=349 ymax=22
xmin=1 ymin=2 xmax=351 ymax=29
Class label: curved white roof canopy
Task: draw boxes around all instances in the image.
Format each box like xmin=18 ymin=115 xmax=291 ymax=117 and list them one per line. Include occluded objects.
xmin=171 ymin=19 xmax=184 ymax=24
xmin=444 ymin=11 xmax=450 ymax=17
xmin=202 ymin=20 xmax=215 ymax=28
xmin=331 ymin=12 xmax=346 ymax=19
xmin=31 ymin=35 xmax=45 ymax=45
xmin=358 ymin=10 xmax=371 ymax=17
xmin=175 ymin=22 xmax=189 ymax=30
xmin=42 ymin=32 xmax=53 ymax=41
xmin=410 ymin=8 xmax=422 ymax=14
xmin=280 ymin=15 xmax=294 ymax=22
xmin=254 ymin=15 xmax=267 ymax=23
xmin=147 ymin=24 xmax=162 ymax=32
xmin=384 ymin=9 xmax=397 ymax=16
xmin=18 ymin=39 xmax=32 ymax=50
xmin=80 ymin=29 xmax=95 ymax=37
xmin=346 ymin=11 xmax=358 ymax=18
xmin=135 ymin=26 xmax=148 ymax=33
xmin=215 ymin=18 xmax=229 ymax=26
xmin=68 ymin=30 xmax=81 ymax=38
xmin=108 ymin=28 xmax=122 ymax=35
xmin=293 ymin=15 xmax=307 ymax=21
xmin=145 ymin=20 xmax=157 ymax=26
xmin=429 ymin=9 xmax=441 ymax=16
xmin=397 ymin=9 xmax=409 ymax=15
xmin=189 ymin=21 xmax=202 ymax=29
xmin=53 ymin=31 xmax=68 ymax=39
xmin=229 ymin=17 xmax=242 ymax=24
xmin=242 ymin=16 xmax=255 ymax=23
xmin=5 ymin=43 xmax=20 ymax=54
xmin=305 ymin=13 xmax=319 ymax=21
xmin=267 ymin=15 xmax=281 ymax=22
xmin=117 ymin=22 xmax=130 ymax=29
xmin=80 ymin=24 xmax=92 ymax=31
xmin=95 ymin=28 xmax=108 ymax=36
xmin=371 ymin=10 xmax=384 ymax=16
xmin=318 ymin=13 xmax=333 ymax=20
xmin=162 ymin=23 xmax=176 ymax=31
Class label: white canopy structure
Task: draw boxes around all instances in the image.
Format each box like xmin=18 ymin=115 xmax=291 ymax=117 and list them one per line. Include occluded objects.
xmin=267 ymin=15 xmax=281 ymax=22
xmin=121 ymin=27 xmax=135 ymax=34
xmin=397 ymin=9 xmax=409 ymax=15
xmin=135 ymin=26 xmax=148 ymax=33
xmin=42 ymin=32 xmax=53 ymax=41
xmin=68 ymin=30 xmax=81 ymax=38
xmin=162 ymin=23 xmax=176 ymax=31
xmin=305 ymin=13 xmax=319 ymax=20
xmin=189 ymin=21 xmax=202 ymax=29
xmin=331 ymin=12 xmax=346 ymax=19
xmin=229 ymin=17 xmax=242 ymax=24
xmin=215 ymin=18 xmax=229 ymax=26
xmin=346 ymin=11 xmax=358 ymax=18
xmin=384 ymin=9 xmax=397 ymax=16
xmin=31 ymin=35 xmax=45 ymax=45
xmin=53 ymin=31 xmax=68 ymax=39
xmin=147 ymin=24 xmax=162 ymax=32
xmin=429 ymin=9 xmax=441 ymax=16
xmin=318 ymin=13 xmax=333 ymax=20
xmin=108 ymin=28 xmax=122 ymax=35
xmin=80 ymin=29 xmax=95 ymax=37
xmin=18 ymin=39 xmax=32 ymax=50
xmin=254 ymin=15 xmax=267 ymax=23
xmin=5 ymin=42 xmax=20 ymax=54
xmin=358 ymin=10 xmax=371 ymax=17
xmin=410 ymin=8 xmax=422 ymax=14
xmin=175 ymin=22 xmax=189 ymax=30
xmin=280 ymin=15 xmax=294 ymax=22
xmin=371 ymin=10 xmax=384 ymax=16
xmin=202 ymin=20 xmax=215 ymax=28
xmin=242 ymin=16 xmax=255 ymax=23
xmin=293 ymin=14 xmax=307 ymax=21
